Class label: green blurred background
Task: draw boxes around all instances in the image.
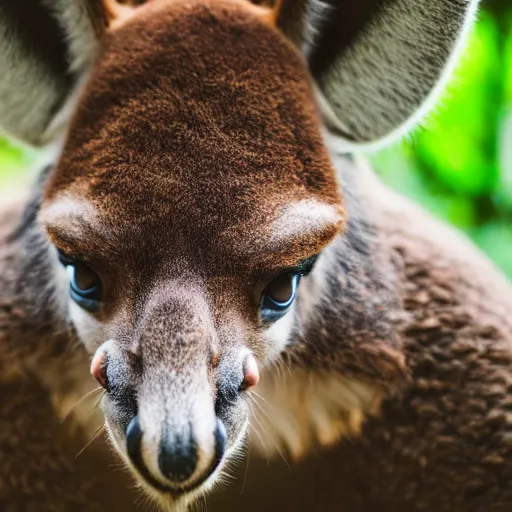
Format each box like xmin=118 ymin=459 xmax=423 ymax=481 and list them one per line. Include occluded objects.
xmin=372 ymin=0 xmax=512 ymax=278
xmin=0 ymin=0 xmax=511 ymax=277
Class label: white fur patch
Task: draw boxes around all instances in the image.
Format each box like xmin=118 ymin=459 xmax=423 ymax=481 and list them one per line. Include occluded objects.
xmin=268 ymin=199 xmax=343 ymax=249
xmin=263 ymin=302 xmax=296 ymax=362
xmin=249 ymin=367 xmax=381 ymax=461
xmin=69 ymin=301 xmax=105 ymax=352
xmin=39 ymin=194 xmax=101 ymax=239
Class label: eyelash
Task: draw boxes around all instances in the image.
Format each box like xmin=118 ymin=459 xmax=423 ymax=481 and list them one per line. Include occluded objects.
xmin=285 ymin=255 xmax=318 ymax=278
xmin=57 ymin=250 xmax=73 ymax=266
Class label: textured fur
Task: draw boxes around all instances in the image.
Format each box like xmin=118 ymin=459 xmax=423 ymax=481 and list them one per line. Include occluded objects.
xmin=2 ymin=0 xmax=510 ymax=511
xmin=207 ymin=157 xmax=512 ymax=511
xmin=0 ymin=189 xmax=138 ymax=511
xmin=278 ymin=0 xmax=478 ymax=147
xmin=3 ymin=154 xmax=512 ymax=511
xmin=0 ymin=0 xmax=104 ymax=144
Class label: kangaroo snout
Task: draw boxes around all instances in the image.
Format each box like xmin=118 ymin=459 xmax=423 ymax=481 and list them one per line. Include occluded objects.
xmin=93 ymin=297 xmax=260 ymax=497
xmin=128 ymin=358 xmax=226 ymax=495
xmin=125 ymin=414 xmax=227 ymax=493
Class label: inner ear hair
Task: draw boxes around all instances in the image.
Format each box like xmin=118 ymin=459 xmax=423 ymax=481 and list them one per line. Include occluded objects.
xmin=0 ymin=0 xmax=112 ymax=146
xmin=275 ymin=0 xmax=479 ymax=148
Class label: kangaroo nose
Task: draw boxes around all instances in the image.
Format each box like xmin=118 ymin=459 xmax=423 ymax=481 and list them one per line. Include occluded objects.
xmin=126 ymin=416 xmax=144 ymax=470
xmin=158 ymin=430 xmax=198 ymax=483
xmin=125 ymin=416 xmax=227 ymax=492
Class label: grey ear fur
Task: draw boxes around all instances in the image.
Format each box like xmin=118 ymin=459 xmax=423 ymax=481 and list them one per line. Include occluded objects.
xmin=277 ymin=0 xmax=479 ymax=150
xmin=0 ymin=0 xmax=108 ymax=146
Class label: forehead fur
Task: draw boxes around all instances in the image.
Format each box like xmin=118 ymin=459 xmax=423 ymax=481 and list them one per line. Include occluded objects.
xmin=45 ymin=0 xmax=343 ymax=267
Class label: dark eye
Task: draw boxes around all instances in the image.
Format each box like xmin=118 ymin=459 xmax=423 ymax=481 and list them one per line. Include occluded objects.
xmin=58 ymin=252 xmax=102 ymax=312
xmin=260 ymin=255 xmax=318 ymax=324
xmin=260 ymin=272 xmax=300 ymax=323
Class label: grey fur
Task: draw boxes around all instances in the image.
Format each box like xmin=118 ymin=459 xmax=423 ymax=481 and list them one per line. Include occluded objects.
xmin=2 ymin=1 xmax=504 ymax=511
xmin=282 ymin=0 xmax=479 ymax=147
xmin=0 ymin=0 xmax=104 ymax=145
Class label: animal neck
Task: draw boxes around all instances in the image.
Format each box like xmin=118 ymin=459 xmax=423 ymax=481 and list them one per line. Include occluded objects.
xmin=252 ymin=155 xmax=409 ymax=461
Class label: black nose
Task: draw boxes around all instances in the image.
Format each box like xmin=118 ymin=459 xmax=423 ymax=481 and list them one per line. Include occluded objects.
xmin=213 ymin=417 xmax=227 ymax=467
xmin=125 ymin=416 xmax=227 ymax=492
xmin=126 ymin=415 xmax=144 ymax=467
xmin=158 ymin=429 xmax=198 ymax=483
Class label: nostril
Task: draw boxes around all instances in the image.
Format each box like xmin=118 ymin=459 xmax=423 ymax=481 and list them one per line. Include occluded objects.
xmin=90 ymin=347 xmax=108 ymax=389
xmin=214 ymin=418 xmax=227 ymax=465
xmin=158 ymin=430 xmax=198 ymax=483
xmin=126 ymin=415 xmax=143 ymax=461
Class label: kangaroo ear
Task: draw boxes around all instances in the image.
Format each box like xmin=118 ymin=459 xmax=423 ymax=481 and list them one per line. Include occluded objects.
xmin=275 ymin=0 xmax=479 ymax=150
xmin=0 ymin=0 xmax=113 ymax=146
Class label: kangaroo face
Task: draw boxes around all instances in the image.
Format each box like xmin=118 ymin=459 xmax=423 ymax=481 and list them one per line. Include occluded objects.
xmin=1 ymin=0 xmax=478 ymax=508
xmin=39 ymin=0 xmax=344 ymax=504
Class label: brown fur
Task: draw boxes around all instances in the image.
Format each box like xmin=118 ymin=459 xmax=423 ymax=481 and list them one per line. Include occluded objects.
xmin=37 ymin=4 xmax=352 ymax=505
xmin=0 ymin=193 xmax=139 ymax=511
xmin=3 ymin=153 xmax=512 ymax=510
xmin=206 ymin=158 xmax=512 ymax=511
xmin=2 ymin=0 xmax=511 ymax=510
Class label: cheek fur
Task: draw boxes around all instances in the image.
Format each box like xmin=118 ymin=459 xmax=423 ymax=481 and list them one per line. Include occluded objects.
xmin=69 ymin=300 xmax=106 ymax=352
xmin=263 ymin=302 xmax=296 ymax=362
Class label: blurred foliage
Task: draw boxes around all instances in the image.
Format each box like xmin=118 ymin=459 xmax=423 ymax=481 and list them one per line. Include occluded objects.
xmin=0 ymin=138 xmax=30 ymax=179
xmin=0 ymin=138 xmax=35 ymax=193
xmin=371 ymin=1 xmax=512 ymax=277
xmin=0 ymin=0 xmax=511 ymax=277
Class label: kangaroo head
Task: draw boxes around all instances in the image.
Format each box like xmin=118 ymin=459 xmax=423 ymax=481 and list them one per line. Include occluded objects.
xmin=40 ymin=1 xmax=346 ymax=499
xmin=0 ymin=0 xmax=477 ymax=508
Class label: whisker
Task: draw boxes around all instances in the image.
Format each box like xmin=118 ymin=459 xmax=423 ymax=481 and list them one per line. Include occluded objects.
xmin=246 ymin=404 xmax=266 ymax=448
xmin=248 ymin=390 xmax=278 ymax=416
xmin=75 ymin=424 xmax=105 ymax=459
xmin=248 ymin=422 xmax=265 ymax=449
xmin=92 ymin=393 xmax=105 ymax=413
xmin=249 ymin=399 xmax=291 ymax=471
xmin=248 ymin=393 xmax=276 ymax=426
xmin=61 ymin=386 xmax=104 ymax=424
xmin=240 ymin=431 xmax=251 ymax=495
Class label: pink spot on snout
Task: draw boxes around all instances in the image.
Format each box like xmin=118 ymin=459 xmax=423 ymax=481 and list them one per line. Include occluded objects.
xmin=241 ymin=354 xmax=260 ymax=390
xmin=90 ymin=349 xmax=107 ymax=389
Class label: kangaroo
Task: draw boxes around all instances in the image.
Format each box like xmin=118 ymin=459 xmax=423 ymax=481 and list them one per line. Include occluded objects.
xmin=1 ymin=0 xmax=512 ymax=511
